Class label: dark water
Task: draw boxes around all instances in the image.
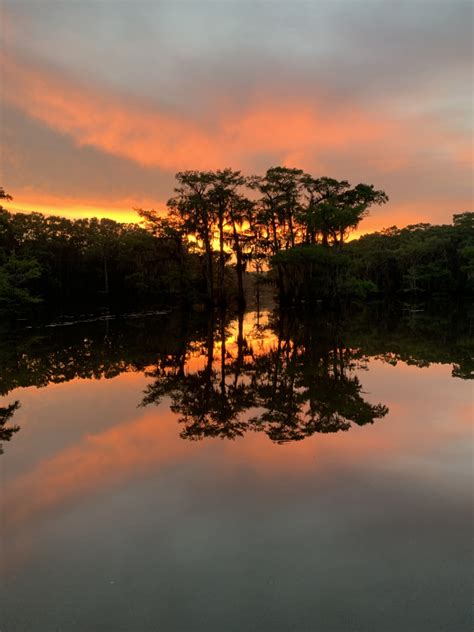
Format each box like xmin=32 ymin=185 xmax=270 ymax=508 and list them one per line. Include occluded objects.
xmin=0 ymin=304 xmax=472 ymax=631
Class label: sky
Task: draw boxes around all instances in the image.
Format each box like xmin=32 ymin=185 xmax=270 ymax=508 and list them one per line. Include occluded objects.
xmin=0 ymin=0 xmax=472 ymax=233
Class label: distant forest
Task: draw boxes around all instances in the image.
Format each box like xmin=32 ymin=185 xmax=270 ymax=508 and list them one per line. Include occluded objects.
xmin=0 ymin=167 xmax=472 ymax=314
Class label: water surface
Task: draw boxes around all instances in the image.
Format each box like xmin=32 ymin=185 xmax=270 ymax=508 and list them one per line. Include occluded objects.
xmin=1 ymin=305 xmax=472 ymax=631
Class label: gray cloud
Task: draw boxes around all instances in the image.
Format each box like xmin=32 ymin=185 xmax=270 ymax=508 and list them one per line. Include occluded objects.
xmin=5 ymin=1 xmax=472 ymax=112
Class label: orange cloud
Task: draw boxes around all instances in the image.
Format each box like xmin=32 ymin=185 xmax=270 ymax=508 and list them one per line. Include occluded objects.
xmin=2 ymin=49 xmax=456 ymax=176
xmin=1 ymin=52 xmax=220 ymax=170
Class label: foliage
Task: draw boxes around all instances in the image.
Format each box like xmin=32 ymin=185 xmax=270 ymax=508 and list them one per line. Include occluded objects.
xmin=0 ymin=179 xmax=471 ymax=313
xmin=0 ymin=204 xmax=206 ymax=314
xmin=272 ymin=214 xmax=473 ymax=301
xmin=138 ymin=166 xmax=388 ymax=304
xmin=0 ymin=255 xmax=42 ymax=310
xmin=349 ymin=217 xmax=474 ymax=296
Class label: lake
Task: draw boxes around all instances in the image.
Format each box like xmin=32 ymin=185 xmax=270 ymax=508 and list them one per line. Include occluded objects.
xmin=1 ymin=303 xmax=472 ymax=631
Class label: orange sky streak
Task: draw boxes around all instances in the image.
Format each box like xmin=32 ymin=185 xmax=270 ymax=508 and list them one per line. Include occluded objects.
xmin=4 ymin=50 xmax=468 ymax=177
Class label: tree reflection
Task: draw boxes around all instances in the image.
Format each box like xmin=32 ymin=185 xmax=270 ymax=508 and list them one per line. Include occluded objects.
xmin=0 ymin=400 xmax=20 ymax=454
xmin=143 ymin=311 xmax=254 ymax=440
xmin=0 ymin=303 xmax=470 ymax=449
xmin=142 ymin=310 xmax=389 ymax=443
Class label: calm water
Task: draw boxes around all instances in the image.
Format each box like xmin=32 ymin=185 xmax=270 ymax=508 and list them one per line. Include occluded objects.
xmin=0 ymin=304 xmax=472 ymax=632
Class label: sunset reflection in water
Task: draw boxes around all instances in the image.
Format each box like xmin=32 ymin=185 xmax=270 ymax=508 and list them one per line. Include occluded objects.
xmin=0 ymin=307 xmax=472 ymax=631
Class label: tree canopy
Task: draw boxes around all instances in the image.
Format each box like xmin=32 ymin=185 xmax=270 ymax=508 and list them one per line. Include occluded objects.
xmin=0 ymin=171 xmax=472 ymax=314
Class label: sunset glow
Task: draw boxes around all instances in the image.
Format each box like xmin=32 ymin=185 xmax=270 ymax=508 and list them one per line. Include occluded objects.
xmin=7 ymin=191 xmax=164 ymax=224
xmin=1 ymin=2 xmax=472 ymax=231
xmin=1 ymin=5 xmax=472 ymax=630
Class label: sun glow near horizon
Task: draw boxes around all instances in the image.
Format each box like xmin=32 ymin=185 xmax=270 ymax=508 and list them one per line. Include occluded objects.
xmin=5 ymin=191 xmax=464 ymax=242
xmin=6 ymin=194 xmax=164 ymax=225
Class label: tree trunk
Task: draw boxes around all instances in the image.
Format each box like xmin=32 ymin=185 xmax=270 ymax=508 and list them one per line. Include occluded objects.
xmin=231 ymin=219 xmax=245 ymax=307
xmin=288 ymin=214 xmax=295 ymax=248
xmin=202 ymin=311 xmax=215 ymax=408
xmin=271 ymin=216 xmax=279 ymax=255
xmin=175 ymin=237 xmax=188 ymax=303
xmin=218 ymin=212 xmax=226 ymax=305
xmin=202 ymin=233 xmax=214 ymax=303
xmin=233 ymin=309 xmax=245 ymax=389
xmin=236 ymin=255 xmax=245 ymax=307
xmin=255 ymin=262 xmax=261 ymax=312
xmin=220 ymin=312 xmax=226 ymax=398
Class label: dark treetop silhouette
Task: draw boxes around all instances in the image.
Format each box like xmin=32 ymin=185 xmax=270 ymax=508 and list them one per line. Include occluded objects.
xmin=0 ymin=400 xmax=20 ymax=455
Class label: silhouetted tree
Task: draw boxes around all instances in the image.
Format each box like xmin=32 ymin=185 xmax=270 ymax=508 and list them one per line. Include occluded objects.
xmin=0 ymin=400 xmax=20 ymax=455
xmin=167 ymin=171 xmax=217 ymax=302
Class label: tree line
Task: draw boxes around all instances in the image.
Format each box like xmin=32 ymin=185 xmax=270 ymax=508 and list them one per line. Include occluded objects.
xmin=0 ymin=169 xmax=472 ymax=314
xmin=0 ymin=188 xmax=207 ymax=312
xmin=276 ymin=212 xmax=474 ymax=301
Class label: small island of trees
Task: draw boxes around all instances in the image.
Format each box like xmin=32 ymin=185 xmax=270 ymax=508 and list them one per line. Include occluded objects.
xmin=0 ymin=168 xmax=472 ymax=315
